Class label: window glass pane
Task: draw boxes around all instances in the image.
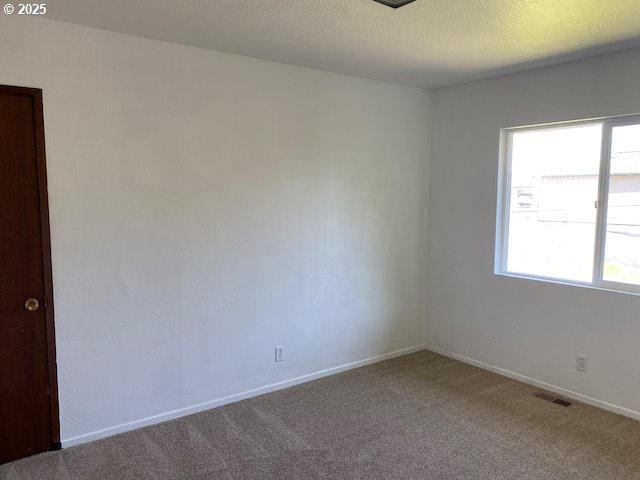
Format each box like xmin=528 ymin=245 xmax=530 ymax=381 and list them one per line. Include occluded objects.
xmin=506 ymin=124 xmax=602 ymax=282
xmin=603 ymin=124 xmax=640 ymax=286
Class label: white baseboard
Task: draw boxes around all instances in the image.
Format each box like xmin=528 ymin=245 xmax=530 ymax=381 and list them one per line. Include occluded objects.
xmin=424 ymin=344 xmax=640 ymax=422
xmin=61 ymin=344 xmax=426 ymax=448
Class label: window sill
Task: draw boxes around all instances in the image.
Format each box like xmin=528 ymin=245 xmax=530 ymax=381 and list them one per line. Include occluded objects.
xmin=494 ymin=271 xmax=640 ymax=298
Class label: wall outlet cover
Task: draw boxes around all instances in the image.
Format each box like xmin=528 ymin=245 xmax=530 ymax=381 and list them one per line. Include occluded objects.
xmin=275 ymin=346 xmax=285 ymax=363
xmin=576 ymin=354 xmax=588 ymax=372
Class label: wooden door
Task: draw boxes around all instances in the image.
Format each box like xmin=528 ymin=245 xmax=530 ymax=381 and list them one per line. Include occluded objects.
xmin=0 ymin=85 xmax=59 ymax=464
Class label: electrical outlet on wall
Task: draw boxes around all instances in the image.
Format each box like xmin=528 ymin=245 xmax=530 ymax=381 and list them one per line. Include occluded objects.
xmin=576 ymin=354 xmax=588 ymax=372
xmin=275 ymin=346 xmax=285 ymax=363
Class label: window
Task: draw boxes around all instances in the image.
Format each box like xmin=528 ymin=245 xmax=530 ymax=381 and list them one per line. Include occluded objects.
xmin=496 ymin=115 xmax=640 ymax=294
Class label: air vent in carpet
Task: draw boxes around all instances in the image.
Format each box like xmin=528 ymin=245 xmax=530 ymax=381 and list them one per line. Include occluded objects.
xmin=534 ymin=392 xmax=573 ymax=407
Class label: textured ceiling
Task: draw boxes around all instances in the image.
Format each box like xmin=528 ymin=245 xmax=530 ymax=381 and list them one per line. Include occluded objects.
xmin=45 ymin=0 xmax=640 ymax=88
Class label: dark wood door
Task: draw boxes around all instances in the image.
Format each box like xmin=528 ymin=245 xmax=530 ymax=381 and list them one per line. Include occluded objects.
xmin=0 ymin=85 xmax=59 ymax=464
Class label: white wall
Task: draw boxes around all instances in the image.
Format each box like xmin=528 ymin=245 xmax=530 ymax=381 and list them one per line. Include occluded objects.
xmin=427 ymin=48 xmax=640 ymax=417
xmin=0 ymin=17 xmax=432 ymax=444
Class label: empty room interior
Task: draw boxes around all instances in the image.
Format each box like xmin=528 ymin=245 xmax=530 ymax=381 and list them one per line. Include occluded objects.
xmin=2 ymin=1 xmax=640 ymax=478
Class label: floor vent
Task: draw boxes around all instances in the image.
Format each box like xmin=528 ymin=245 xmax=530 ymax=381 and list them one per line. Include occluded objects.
xmin=534 ymin=392 xmax=573 ymax=407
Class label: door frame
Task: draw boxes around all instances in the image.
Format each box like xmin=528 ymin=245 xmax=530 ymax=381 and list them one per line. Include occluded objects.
xmin=0 ymin=85 xmax=60 ymax=449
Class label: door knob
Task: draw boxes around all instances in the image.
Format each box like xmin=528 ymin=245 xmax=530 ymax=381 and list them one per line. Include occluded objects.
xmin=24 ymin=298 xmax=40 ymax=311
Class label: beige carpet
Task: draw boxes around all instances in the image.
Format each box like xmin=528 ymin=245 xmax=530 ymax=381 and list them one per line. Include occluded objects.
xmin=2 ymin=350 xmax=640 ymax=479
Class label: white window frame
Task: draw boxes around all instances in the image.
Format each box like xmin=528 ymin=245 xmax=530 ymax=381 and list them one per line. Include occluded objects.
xmin=495 ymin=113 xmax=640 ymax=296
